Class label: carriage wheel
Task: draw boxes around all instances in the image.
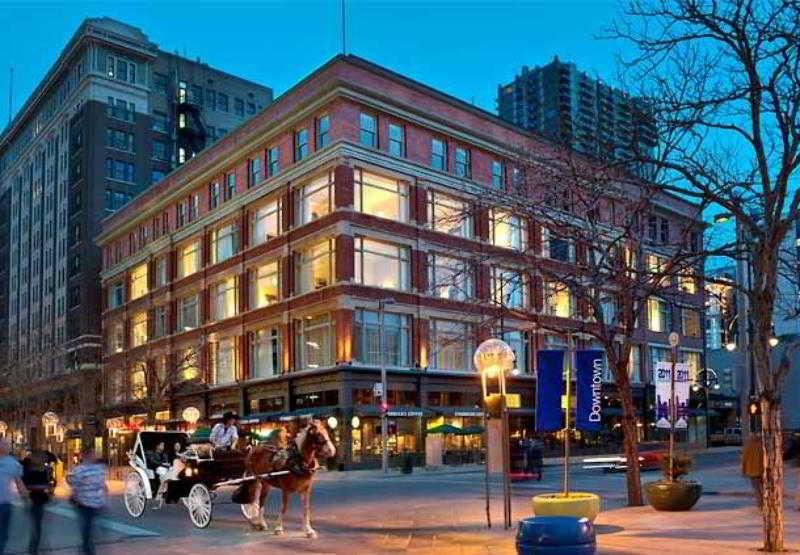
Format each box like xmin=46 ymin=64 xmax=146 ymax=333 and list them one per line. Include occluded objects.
xmin=187 ymin=483 xmax=212 ymax=528
xmin=123 ymin=471 xmax=147 ymax=518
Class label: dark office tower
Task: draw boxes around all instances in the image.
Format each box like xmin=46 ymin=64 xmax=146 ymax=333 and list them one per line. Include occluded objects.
xmin=497 ymin=57 xmax=657 ymax=176
xmin=0 ymin=18 xmax=271 ymax=450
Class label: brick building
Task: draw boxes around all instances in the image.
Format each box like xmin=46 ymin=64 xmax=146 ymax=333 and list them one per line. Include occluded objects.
xmin=97 ymin=55 xmax=704 ymax=469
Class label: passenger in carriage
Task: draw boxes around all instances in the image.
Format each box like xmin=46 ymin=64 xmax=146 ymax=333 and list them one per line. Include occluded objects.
xmin=152 ymin=441 xmax=188 ymax=504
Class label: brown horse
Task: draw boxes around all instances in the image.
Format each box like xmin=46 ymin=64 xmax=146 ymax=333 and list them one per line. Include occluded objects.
xmin=243 ymin=419 xmax=335 ymax=538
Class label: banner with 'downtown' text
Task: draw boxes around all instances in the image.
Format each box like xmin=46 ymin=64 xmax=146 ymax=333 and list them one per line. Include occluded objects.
xmin=536 ymin=350 xmax=564 ymax=432
xmin=575 ymin=349 xmax=605 ymax=432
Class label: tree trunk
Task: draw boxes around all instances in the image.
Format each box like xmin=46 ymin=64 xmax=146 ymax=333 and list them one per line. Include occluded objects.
xmin=619 ymin=373 xmax=643 ymax=506
xmin=760 ymin=398 xmax=784 ymax=552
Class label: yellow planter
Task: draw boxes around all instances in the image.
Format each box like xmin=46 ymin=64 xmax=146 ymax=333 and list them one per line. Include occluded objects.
xmin=532 ymin=492 xmax=601 ymax=522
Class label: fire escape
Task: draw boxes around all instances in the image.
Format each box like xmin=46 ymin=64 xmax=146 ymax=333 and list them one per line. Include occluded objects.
xmin=175 ymin=80 xmax=207 ymax=165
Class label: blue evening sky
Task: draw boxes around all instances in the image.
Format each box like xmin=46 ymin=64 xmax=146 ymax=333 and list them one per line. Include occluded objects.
xmin=0 ymin=0 xmax=624 ymax=123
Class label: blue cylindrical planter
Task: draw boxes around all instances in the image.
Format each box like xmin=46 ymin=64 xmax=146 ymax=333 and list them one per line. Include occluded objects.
xmin=516 ymin=516 xmax=596 ymax=555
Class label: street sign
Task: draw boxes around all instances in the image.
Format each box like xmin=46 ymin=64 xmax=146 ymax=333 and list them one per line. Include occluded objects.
xmin=668 ymin=332 xmax=680 ymax=348
xmin=373 ymin=383 xmax=383 ymax=398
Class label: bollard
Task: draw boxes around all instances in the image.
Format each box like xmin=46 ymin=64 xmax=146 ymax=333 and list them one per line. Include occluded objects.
xmin=515 ymin=515 xmax=596 ymax=555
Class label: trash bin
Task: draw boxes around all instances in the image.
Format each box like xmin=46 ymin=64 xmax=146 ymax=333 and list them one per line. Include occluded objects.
xmin=401 ymin=452 xmax=414 ymax=474
xmin=515 ymin=516 xmax=596 ymax=555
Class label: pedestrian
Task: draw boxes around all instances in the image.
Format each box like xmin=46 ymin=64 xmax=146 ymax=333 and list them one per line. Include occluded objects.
xmin=22 ymin=450 xmax=53 ymax=555
xmin=741 ymin=433 xmax=764 ymax=510
xmin=0 ymin=438 xmax=24 ymax=555
xmin=67 ymin=448 xmax=107 ymax=555
xmin=783 ymin=432 xmax=800 ymax=511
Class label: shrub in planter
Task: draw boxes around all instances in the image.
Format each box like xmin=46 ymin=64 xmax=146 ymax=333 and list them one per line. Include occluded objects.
xmin=644 ymin=452 xmax=702 ymax=511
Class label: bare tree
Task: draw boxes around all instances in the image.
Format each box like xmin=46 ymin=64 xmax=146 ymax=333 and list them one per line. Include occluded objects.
xmin=611 ymin=0 xmax=800 ymax=549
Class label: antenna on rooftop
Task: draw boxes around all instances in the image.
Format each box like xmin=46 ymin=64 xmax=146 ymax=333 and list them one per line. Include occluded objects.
xmin=341 ymin=0 xmax=347 ymax=54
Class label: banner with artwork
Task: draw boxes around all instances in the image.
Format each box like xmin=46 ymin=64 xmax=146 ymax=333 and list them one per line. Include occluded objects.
xmin=655 ymin=361 xmax=690 ymax=429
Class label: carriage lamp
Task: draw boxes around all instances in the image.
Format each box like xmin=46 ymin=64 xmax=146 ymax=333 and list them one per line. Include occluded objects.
xmin=184 ymin=467 xmax=194 ymax=477
xmin=351 ymin=416 xmax=361 ymax=429
xmin=327 ymin=416 xmax=338 ymax=430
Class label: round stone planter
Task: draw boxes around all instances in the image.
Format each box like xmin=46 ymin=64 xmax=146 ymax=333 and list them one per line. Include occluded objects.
xmin=644 ymin=480 xmax=702 ymax=511
xmin=532 ymin=492 xmax=602 ymax=523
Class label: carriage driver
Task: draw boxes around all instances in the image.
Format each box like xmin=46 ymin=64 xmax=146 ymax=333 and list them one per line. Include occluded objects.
xmin=210 ymin=412 xmax=239 ymax=450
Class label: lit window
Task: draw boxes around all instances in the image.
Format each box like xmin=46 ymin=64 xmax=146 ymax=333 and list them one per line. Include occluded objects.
xmin=211 ymin=276 xmax=239 ymax=321
xmin=431 ymin=138 xmax=447 ymax=171
xmin=130 ymin=363 xmax=147 ymax=400
xmin=354 ymin=169 xmax=408 ymax=221
xmin=427 ymin=191 xmax=472 ymax=238
xmin=542 ymin=228 xmax=575 ymax=261
xmin=681 ymin=308 xmax=701 ymax=337
xmin=359 ymin=113 xmax=377 ymax=147
xmin=428 ymin=253 xmax=473 ymax=300
xmin=647 ymin=297 xmax=670 ymax=332
xmin=211 ymin=337 xmax=238 ymax=384
xmin=129 ymin=263 xmax=148 ymax=300
xmin=297 ymin=173 xmax=334 ymax=224
xmin=107 ymin=321 xmax=124 ymax=354
xmin=297 ymin=239 xmax=335 ymax=293
xmin=430 ymin=319 xmax=472 ymax=371
xmin=251 ymin=327 xmax=281 ymax=378
xmin=178 ymin=113 xmax=186 ymax=129
xmin=491 ymin=267 xmax=527 ymax=308
xmin=490 ymin=209 xmax=527 ymax=251
xmin=178 ymin=348 xmax=200 ymax=381
xmin=251 ymin=199 xmax=281 ymax=245
xmin=250 ymin=261 xmax=280 ymax=309
xmin=177 ymin=294 xmax=199 ymax=331
xmin=296 ymin=314 xmax=334 ymax=370
xmin=354 ymin=237 xmax=410 ymax=290
xmin=353 ymin=310 xmax=410 ymax=366
xmin=679 ymin=269 xmax=697 ymax=294
xmin=211 ymin=223 xmax=239 ymax=264
xmin=544 ymin=282 xmax=574 ymax=318
xmin=178 ymin=241 xmax=200 ymax=278
xmin=130 ymin=311 xmax=148 ymax=347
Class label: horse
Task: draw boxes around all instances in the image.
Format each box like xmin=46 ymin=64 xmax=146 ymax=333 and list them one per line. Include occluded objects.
xmin=243 ymin=419 xmax=335 ymax=538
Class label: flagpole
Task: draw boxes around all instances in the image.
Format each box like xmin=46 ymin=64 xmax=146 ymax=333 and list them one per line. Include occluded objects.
xmin=564 ymin=333 xmax=574 ymax=497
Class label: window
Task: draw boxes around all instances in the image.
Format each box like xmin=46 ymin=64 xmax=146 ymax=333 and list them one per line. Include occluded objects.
xmin=500 ymin=330 xmax=528 ymax=373
xmin=234 ymin=98 xmax=244 ymax=117
xmin=354 ymin=237 xmax=410 ymax=290
xmin=154 ymin=256 xmax=168 ymax=288
xmin=107 ymin=129 xmax=134 ymax=152
xmin=679 ymin=270 xmax=697 ymax=294
xmin=217 ymin=92 xmax=229 ymax=112
xmin=431 ymin=138 xmax=447 ymax=171
xmin=206 ymin=89 xmax=216 ymax=111
xmin=224 ymin=173 xmax=236 ymax=201
xmin=209 ymin=181 xmax=220 ymax=209
xmin=297 ymin=173 xmax=333 ymax=224
xmin=250 ymin=261 xmax=280 ymax=309
xmin=251 ymin=199 xmax=281 ymax=245
xmin=541 ymin=228 xmax=575 ymax=261
xmin=211 ymin=223 xmax=239 ymax=264
xmin=108 ymin=282 xmax=124 ymax=309
xmin=491 ymin=209 xmax=527 ymax=251
xmin=177 ymin=241 xmax=200 ymax=278
xmin=454 ymin=147 xmax=471 ymax=178
xmin=175 ymin=200 xmax=187 ymax=228
xmin=130 ymin=311 xmax=147 ymax=347
xmin=152 ymin=305 xmax=168 ymax=338
xmin=428 ymin=253 xmax=473 ymax=300
xmin=107 ymin=321 xmax=124 ymax=354
xmin=129 ymin=364 xmax=147 ymax=400
xmin=211 ymin=337 xmax=238 ymax=384
xmin=681 ymin=308 xmax=701 ymax=338
xmin=153 ymin=73 xmax=168 ymax=95
xmin=294 ymin=128 xmax=309 ymax=162
xmin=177 ymin=294 xmax=199 ymax=331
xmin=150 ymin=170 xmax=165 ymax=184
xmin=388 ymin=123 xmax=405 ymax=157
xmin=353 ymin=310 xmax=410 ymax=366
xmin=247 ymin=102 xmax=256 ymax=114
xmin=628 ymin=345 xmax=642 ymax=383
xmin=660 ymin=218 xmax=670 ymax=243
xmin=107 ymin=97 xmax=135 ymax=122
xmin=427 ymin=191 xmax=472 ymax=238
xmin=297 ymin=239 xmax=335 ymax=293
xmin=251 ymin=327 xmax=281 ymax=378
xmin=647 ymin=297 xmax=671 ymax=332
xmin=152 ymin=140 xmax=168 ymax=161
xmin=129 ymin=263 xmax=148 ymax=299
xmin=105 ymin=158 xmax=135 ymax=182
xmin=316 ymin=115 xmax=330 ymax=149
xmin=267 ymin=146 xmax=280 ymax=176
xmin=544 ymin=282 xmax=574 ymax=318
xmin=211 ymin=276 xmax=239 ymax=321
xmin=354 ymin=169 xmax=408 ymax=221
xmin=430 ymin=319 xmax=472 ymax=371
xmin=248 ymin=156 xmax=261 ymax=187
xmin=151 ymin=111 xmax=168 ymax=133
xmin=294 ymin=314 xmax=334 ymax=370
xmin=491 ymin=160 xmax=504 ymax=189
xmin=491 ymin=267 xmax=527 ymax=308
xmin=359 ymin=113 xmax=377 ymax=147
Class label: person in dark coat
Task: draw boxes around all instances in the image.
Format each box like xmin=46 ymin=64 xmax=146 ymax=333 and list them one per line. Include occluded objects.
xmin=22 ymin=451 xmax=54 ymax=555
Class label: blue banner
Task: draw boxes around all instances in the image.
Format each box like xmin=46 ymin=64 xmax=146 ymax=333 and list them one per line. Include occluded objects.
xmin=575 ymin=349 xmax=605 ymax=432
xmin=536 ymin=350 xmax=564 ymax=432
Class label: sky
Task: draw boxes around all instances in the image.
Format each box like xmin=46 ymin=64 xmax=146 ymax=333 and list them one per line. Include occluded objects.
xmin=0 ymin=0 xmax=627 ymax=124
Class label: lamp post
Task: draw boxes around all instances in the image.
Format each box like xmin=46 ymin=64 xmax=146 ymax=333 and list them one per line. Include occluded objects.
xmin=378 ymin=298 xmax=395 ymax=474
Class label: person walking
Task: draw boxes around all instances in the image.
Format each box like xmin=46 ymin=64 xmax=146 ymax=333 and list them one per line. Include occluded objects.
xmin=783 ymin=432 xmax=800 ymax=511
xmin=742 ymin=433 xmax=764 ymax=510
xmin=0 ymin=438 xmax=24 ymax=555
xmin=21 ymin=451 xmax=53 ymax=554
xmin=67 ymin=449 xmax=107 ymax=555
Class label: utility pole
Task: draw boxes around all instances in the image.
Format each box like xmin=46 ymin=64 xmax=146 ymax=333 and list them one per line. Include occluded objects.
xmin=379 ymin=298 xmax=394 ymax=473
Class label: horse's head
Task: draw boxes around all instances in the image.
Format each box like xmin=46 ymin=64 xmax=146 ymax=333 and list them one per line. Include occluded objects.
xmin=297 ymin=419 xmax=336 ymax=461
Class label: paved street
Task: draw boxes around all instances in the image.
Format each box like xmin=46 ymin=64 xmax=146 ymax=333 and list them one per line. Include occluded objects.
xmin=3 ymin=449 xmax=799 ymax=554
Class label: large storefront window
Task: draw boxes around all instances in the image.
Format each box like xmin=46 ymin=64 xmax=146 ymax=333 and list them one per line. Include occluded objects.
xmin=211 ymin=223 xmax=239 ymax=264
xmin=647 ymin=297 xmax=671 ymax=332
xmin=544 ymin=282 xmax=574 ymax=318
xmin=295 ymin=314 xmax=334 ymax=370
xmin=491 ymin=267 xmax=527 ymax=308
xmin=354 ymin=237 xmax=409 ymax=291
xmin=130 ymin=311 xmax=147 ymax=347
xmin=490 ymin=209 xmax=527 ymax=251
xmin=351 ymin=417 xmax=418 ymax=463
xmin=427 ymin=190 xmax=472 ymax=238
xmin=353 ymin=309 xmax=411 ymax=367
xmin=178 ymin=348 xmax=200 ymax=382
xmin=428 ymin=253 xmax=473 ymax=300
xmin=211 ymin=276 xmax=238 ymax=321
xmin=297 ymin=173 xmax=334 ymax=224
xmin=178 ymin=241 xmax=200 ymax=278
xmin=250 ymin=261 xmax=279 ymax=308
xmin=251 ymin=199 xmax=281 ymax=245
xmin=296 ymin=239 xmax=335 ymax=293
xmin=250 ymin=326 xmax=280 ymax=378
xmin=354 ymin=169 xmax=408 ymax=221
xmin=430 ymin=319 xmax=472 ymax=372
xmin=129 ymin=263 xmax=148 ymax=299
xmin=212 ymin=337 xmax=238 ymax=384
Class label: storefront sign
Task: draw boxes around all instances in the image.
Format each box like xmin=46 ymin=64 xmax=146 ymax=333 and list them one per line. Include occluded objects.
xmin=454 ymin=411 xmax=483 ymax=417
xmin=655 ymin=362 xmax=690 ymax=429
xmin=536 ymin=350 xmax=564 ymax=432
xmin=373 ymin=383 xmax=383 ymax=398
xmin=387 ymin=410 xmax=423 ymax=417
xmin=575 ymin=349 xmax=604 ymax=432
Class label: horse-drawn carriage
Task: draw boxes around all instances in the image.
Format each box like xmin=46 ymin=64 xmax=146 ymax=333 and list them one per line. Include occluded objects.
xmin=122 ymin=430 xmax=286 ymax=528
